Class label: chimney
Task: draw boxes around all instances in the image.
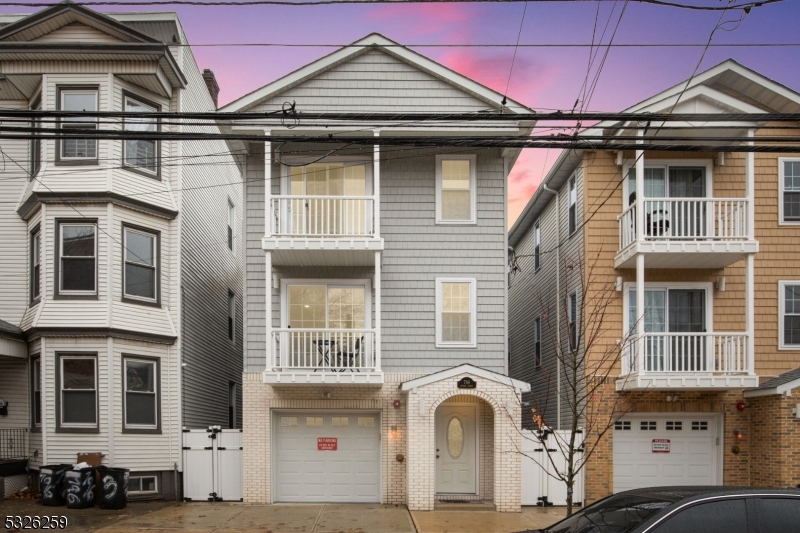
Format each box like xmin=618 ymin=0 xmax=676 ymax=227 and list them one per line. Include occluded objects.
xmin=202 ymin=69 xmax=220 ymax=109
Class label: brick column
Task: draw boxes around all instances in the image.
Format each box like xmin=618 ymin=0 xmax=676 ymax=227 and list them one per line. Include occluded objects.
xmin=242 ymin=373 xmax=270 ymax=503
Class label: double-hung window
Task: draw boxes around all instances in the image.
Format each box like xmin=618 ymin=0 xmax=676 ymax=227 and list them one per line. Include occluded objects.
xmin=30 ymin=96 xmax=41 ymax=179
xmin=568 ymin=291 xmax=577 ymax=350
xmin=58 ymin=354 xmax=97 ymax=430
xmin=124 ymin=356 xmax=159 ymax=430
xmin=227 ymin=201 xmax=235 ymax=251
xmin=436 ymin=278 xmax=477 ymax=348
xmin=31 ymin=358 xmax=41 ymax=429
xmin=228 ymin=290 xmax=235 ymax=342
xmin=533 ymin=219 xmax=541 ymax=271
xmin=780 ymin=159 xmax=800 ymax=223
xmin=31 ymin=229 xmax=41 ymax=302
xmin=58 ymin=221 xmax=96 ymax=296
xmin=780 ymin=281 xmax=800 ymax=349
xmin=58 ymin=88 xmax=98 ymax=162
xmin=436 ymin=155 xmax=476 ymax=224
xmin=123 ymin=226 xmax=158 ymax=303
xmin=123 ymin=94 xmax=159 ymax=176
xmin=568 ymin=175 xmax=577 ymax=235
xmin=534 ymin=316 xmax=541 ymax=367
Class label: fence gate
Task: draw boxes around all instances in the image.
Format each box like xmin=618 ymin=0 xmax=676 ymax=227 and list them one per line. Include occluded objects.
xmin=182 ymin=427 xmax=243 ymax=502
xmin=521 ymin=429 xmax=584 ymax=507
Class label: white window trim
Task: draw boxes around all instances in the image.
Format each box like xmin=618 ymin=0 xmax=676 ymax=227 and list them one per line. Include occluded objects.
xmin=533 ymin=219 xmax=541 ymax=271
xmin=435 ymin=154 xmax=477 ymax=225
xmin=622 ymin=281 xmax=714 ymax=335
xmin=128 ymin=475 xmax=158 ymax=494
xmin=59 ymin=89 xmax=99 ymax=161
xmin=622 ymin=159 xmax=714 ymax=207
xmin=279 ymin=278 xmax=372 ymax=329
xmin=534 ymin=316 xmax=541 ymax=366
xmin=122 ymin=94 xmax=159 ymax=176
xmin=435 ymin=277 xmax=477 ymax=348
xmin=778 ymin=280 xmax=800 ymax=350
xmin=59 ymin=223 xmax=97 ymax=296
xmin=227 ymin=199 xmax=235 ymax=252
xmin=32 ymin=358 xmax=41 ymax=428
xmin=31 ymin=230 xmax=41 ymax=301
xmin=778 ymin=158 xmax=800 ymax=226
xmin=281 ymin=157 xmax=374 ymax=196
xmin=228 ymin=290 xmax=236 ymax=343
xmin=60 ymin=355 xmax=98 ymax=429
xmin=567 ymin=290 xmax=578 ymax=349
xmin=123 ymin=357 xmax=158 ymax=430
xmin=123 ymin=227 xmax=158 ymax=303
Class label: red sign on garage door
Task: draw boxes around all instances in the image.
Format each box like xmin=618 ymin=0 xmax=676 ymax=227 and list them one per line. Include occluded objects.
xmin=318 ymin=437 xmax=338 ymax=451
xmin=652 ymin=439 xmax=670 ymax=453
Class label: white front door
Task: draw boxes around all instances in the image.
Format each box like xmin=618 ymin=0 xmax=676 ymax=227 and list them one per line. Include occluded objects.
xmin=435 ymin=405 xmax=477 ymax=494
xmin=613 ymin=415 xmax=720 ymax=493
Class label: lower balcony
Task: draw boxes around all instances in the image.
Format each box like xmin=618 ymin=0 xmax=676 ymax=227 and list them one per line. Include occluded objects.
xmin=264 ymin=329 xmax=383 ymax=385
xmin=616 ymin=332 xmax=758 ymax=390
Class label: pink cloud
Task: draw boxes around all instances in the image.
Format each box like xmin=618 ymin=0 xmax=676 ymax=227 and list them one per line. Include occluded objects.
xmin=363 ymin=3 xmax=480 ymax=37
xmin=507 ymin=149 xmax=562 ymax=228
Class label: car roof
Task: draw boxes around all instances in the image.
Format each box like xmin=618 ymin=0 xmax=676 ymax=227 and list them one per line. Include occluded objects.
xmin=615 ymin=486 xmax=800 ymax=503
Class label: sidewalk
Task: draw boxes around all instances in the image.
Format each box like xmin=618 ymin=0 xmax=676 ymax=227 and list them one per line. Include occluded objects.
xmin=411 ymin=506 xmax=566 ymax=533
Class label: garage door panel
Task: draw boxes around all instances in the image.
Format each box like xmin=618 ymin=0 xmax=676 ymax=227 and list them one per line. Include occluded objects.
xmin=613 ymin=415 xmax=719 ymax=492
xmin=274 ymin=411 xmax=381 ymax=503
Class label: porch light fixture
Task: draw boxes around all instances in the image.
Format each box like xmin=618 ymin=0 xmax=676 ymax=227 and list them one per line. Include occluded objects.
xmin=615 ymin=277 xmax=623 ymax=292
xmin=716 ymin=277 xmax=726 ymax=292
xmin=733 ymin=429 xmax=744 ymax=440
xmin=391 ymin=426 xmax=398 ymax=439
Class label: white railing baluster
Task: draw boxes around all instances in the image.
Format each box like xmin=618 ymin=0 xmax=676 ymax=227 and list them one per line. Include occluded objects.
xmin=271 ymin=329 xmax=377 ymax=372
xmin=271 ymin=197 xmax=375 ymax=237
xmin=634 ymin=332 xmax=749 ymax=377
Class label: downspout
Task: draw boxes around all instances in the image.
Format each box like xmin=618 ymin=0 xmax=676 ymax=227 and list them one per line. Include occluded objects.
xmin=541 ymin=183 xmax=561 ymax=430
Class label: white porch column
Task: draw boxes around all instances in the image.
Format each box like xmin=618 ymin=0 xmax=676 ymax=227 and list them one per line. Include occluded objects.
xmin=635 ymin=128 xmax=646 ymax=374
xmin=266 ymin=252 xmax=273 ymax=371
xmin=374 ymin=251 xmax=381 ymax=371
xmin=264 ymin=132 xmax=272 ymax=236
xmin=745 ymin=130 xmax=755 ymax=374
xmin=373 ymin=130 xmax=380 ymax=237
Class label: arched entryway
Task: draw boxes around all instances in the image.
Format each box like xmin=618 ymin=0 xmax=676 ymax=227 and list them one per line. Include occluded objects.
xmin=434 ymin=395 xmax=495 ymax=504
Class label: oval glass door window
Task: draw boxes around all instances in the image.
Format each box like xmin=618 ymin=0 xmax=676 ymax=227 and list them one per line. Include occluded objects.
xmin=447 ymin=417 xmax=464 ymax=459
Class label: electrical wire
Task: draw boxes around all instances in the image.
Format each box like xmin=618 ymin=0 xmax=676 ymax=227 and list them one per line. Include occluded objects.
xmin=501 ymin=0 xmax=528 ymax=108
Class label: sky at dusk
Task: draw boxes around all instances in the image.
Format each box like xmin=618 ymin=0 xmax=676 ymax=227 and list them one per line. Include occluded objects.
xmin=5 ymin=0 xmax=800 ymax=226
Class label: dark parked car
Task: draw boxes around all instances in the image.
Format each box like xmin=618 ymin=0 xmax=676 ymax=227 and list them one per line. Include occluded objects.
xmin=519 ymin=487 xmax=800 ymax=533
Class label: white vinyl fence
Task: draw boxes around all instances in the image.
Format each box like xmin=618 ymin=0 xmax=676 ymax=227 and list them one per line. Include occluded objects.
xmin=182 ymin=427 xmax=242 ymax=502
xmin=521 ymin=429 xmax=585 ymax=507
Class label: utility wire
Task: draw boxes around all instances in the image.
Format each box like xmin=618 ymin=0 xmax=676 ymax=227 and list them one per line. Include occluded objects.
xmin=0 ymin=0 xmax=780 ymax=10
xmin=502 ymin=1 xmax=528 ymax=108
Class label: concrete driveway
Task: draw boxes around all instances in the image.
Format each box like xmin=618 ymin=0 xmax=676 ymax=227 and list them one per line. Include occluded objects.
xmin=411 ymin=507 xmax=566 ymax=533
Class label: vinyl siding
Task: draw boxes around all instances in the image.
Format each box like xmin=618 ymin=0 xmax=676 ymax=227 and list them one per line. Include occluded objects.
xmin=249 ymin=48 xmax=493 ymax=114
xmin=33 ymin=22 xmax=121 ymax=44
xmin=509 ymin=167 xmax=584 ymax=430
xmin=177 ymin=45 xmax=243 ymax=429
xmin=0 ymin=357 xmax=30 ymax=429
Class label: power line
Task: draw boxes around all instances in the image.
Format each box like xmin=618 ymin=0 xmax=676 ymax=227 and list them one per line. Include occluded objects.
xmin=502 ymin=0 xmax=528 ymax=107
xmin=126 ymin=42 xmax=800 ymax=48
xmin=0 ymin=0 xmax=782 ymax=10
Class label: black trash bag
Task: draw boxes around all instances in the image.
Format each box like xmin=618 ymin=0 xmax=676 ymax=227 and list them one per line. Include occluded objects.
xmin=40 ymin=464 xmax=72 ymax=506
xmin=97 ymin=466 xmax=129 ymax=510
xmin=64 ymin=467 xmax=96 ymax=509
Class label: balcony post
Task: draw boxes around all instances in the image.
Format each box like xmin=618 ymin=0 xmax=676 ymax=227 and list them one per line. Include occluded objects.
xmin=374 ymin=130 xmax=380 ymax=237
xmin=264 ymin=131 xmax=272 ymax=237
xmin=635 ymin=127 xmax=645 ymax=242
xmin=746 ymin=129 xmax=755 ymax=241
xmin=374 ymin=250 xmax=381 ymax=371
xmin=746 ymin=254 xmax=755 ymax=374
xmin=636 ymin=253 xmax=645 ymax=375
xmin=266 ymin=251 xmax=273 ymax=371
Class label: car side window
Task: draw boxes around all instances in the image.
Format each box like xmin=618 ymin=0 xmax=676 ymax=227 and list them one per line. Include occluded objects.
xmin=756 ymin=498 xmax=800 ymax=531
xmin=651 ymin=499 xmax=747 ymax=533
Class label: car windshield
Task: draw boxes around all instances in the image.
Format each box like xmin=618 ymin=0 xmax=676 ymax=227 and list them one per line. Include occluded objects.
xmin=545 ymin=495 xmax=672 ymax=533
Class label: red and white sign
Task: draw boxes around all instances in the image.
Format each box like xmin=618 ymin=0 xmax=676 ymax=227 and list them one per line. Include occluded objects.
xmin=317 ymin=437 xmax=338 ymax=451
xmin=652 ymin=439 xmax=670 ymax=453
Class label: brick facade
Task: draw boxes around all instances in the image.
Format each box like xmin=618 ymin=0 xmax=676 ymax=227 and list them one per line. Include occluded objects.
xmin=242 ymin=369 xmax=525 ymax=511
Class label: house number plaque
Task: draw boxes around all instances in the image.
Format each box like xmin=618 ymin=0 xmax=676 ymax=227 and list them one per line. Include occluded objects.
xmin=457 ymin=377 xmax=477 ymax=389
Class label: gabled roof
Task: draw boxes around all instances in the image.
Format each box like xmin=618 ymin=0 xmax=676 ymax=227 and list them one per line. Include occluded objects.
xmin=0 ymin=0 xmax=160 ymax=44
xmin=399 ymin=364 xmax=531 ymax=393
xmin=743 ymin=367 xmax=800 ymax=398
xmin=221 ymin=32 xmax=532 ymax=114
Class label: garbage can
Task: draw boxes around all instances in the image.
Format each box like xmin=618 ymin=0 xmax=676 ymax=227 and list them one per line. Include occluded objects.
xmin=97 ymin=467 xmax=129 ymax=510
xmin=64 ymin=466 xmax=96 ymax=509
xmin=39 ymin=464 xmax=72 ymax=506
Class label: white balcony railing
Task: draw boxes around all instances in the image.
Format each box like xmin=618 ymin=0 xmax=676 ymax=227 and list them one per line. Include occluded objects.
xmin=618 ymin=198 xmax=749 ymax=249
xmin=271 ymin=196 xmax=375 ymax=237
xmin=621 ymin=332 xmax=749 ymax=376
xmin=271 ymin=329 xmax=377 ymax=372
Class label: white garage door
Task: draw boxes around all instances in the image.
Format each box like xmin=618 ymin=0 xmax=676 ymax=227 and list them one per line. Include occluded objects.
xmin=274 ymin=411 xmax=381 ymax=503
xmin=613 ymin=415 xmax=720 ymax=493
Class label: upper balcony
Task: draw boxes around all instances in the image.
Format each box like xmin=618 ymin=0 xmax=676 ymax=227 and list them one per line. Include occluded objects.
xmin=616 ymin=197 xmax=758 ymax=269
xmin=263 ymin=161 xmax=384 ymax=267
xmin=616 ymin=332 xmax=758 ymax=390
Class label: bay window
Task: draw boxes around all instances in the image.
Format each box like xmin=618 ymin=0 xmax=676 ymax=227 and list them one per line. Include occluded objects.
xmin=123 ymin=226 xmax=158 ymax=303
xmin=57 ymin=354 xmax=97 ymax=430
xmin=57 ymin=221 xmax=96 ymax=296
xmin=123 ymin=356 xmax=159 ymax=431
xmin=58 ymin=87 xmax=98 ymax=162
xmin=123 ymin=94 xmax=159 ymax=176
